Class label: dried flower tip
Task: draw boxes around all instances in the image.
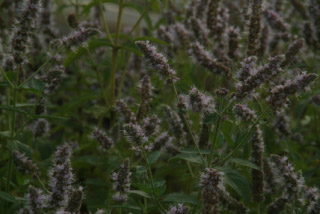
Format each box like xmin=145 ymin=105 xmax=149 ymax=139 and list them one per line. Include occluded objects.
xmin=116 ymin=100 xmax=136 ymax=123
xmin=187 ymin=87 xmax=214 ymax=114
xmin=238 ymin=56 xmax=257 ymax=82
xmin=164 ymin=106 xmax=185 ymax=143
xmin=303 ymin=22 xmax=317 ymax=47
xmin=198 ymin=120 xmax=210 ymax=148
xmin=312 ymin=95 xmax=320 ymax=106
xmin=232 ymin=104 xmax=257 ymax=122
xmin=62 ymin=27 xmax=100 ymax=50
xmin=215 ymin=88 xmax=229 ymax=96
xmin=13 ymin=150 xmax=39 ymax=176
xmin=135 ymin=41 xmax=178 ymax=83
xmin=281 ymin=39 xmax=304 ymax=67
xmin=111 ymin=158 xmax=131 ymax=204
xmin=167 ymin=203 xmax=189 ymax=214
xmin=33 ymin=118 xmax=50 ymax=138
xmin=136 ymin=76 xmax=153 ymax=121
xmin=177 ymin=94 xmax=188 ymax=113
xmin=247 ymin=0 xmax=262 ymax=56
xmin=207 ymin=0 xmax=221 ymax=36
xmin=250 ymin=125 xmax=264 ymax=202
xmin=264 ymin=10 xmax=288 ymax=32
xmin=200 ymin=168 xmax=223 ymax=214
xmin=190 ymin=42 xmax=230 ymax=76
xmin=258 ymin=25 xmax=269 ymax=60
xmin=27 ymin=186 xmax=46 ymax=214
xmin=267 ymin=72 xmax=318 ymax=108
xmin=92 ymin=128 xmax=114 ymax=150
xmin=123 ymin=123 xmax=148 ymax=146
xmin=66 ymin=187 xmax=83 ymax=213
xmin=228 ymin=26 xmax=240 ymax=59
xmin=67 ymin=14 xmax=79 ymax=29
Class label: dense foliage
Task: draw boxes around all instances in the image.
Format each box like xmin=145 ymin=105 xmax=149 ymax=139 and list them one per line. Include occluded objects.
xmin=0 ymin=0 xmax=320 ymax=213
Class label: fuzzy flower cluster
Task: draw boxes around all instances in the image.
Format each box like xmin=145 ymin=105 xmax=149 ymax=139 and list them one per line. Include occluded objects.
xmin=33 ymin=118 xmax=50 ymax=138
xmin=237 ymin=56 xmax=257 ymax=82
xmin=232 ymin=104 xmax=257 ymax=122
xmin=235 ymin=55 xmax=284 ymax=99
xmin=92 ymin=128 xmax=114 ymax=151
xmin=123 ymin=123 xmax=149 ymax=153
xmin=136 ymin=76 xmax=153 ymax=121
xmin=263 ymin=9 xmax=288 ymax=33
xmin=135 ymin=41 xmax=178 ymax=83
xmin=10 ymin=0 xmax=42 ymax=64
xmin=272 ymin=109 xmax=291 ymax=137
xmin=247 ymin=0 xmax=262 ymax=56
xmin=151 ymin=132 xmax=172 ymax=151
xmin=174 ymin=23 xmax=190 ymax=48
xmin=65 ymin=187 xmax=83 ymax=213
xmin=200 ymin=168 xmax=223 ymax=214
xmin=164 ymin=105 xmax=185 ymax=145
xmin=167 ymin=203 xmax=189 ymax=214
xmin=198 ymin=121 xmax=210 ymax=148
xmin=111 ymin=158 xmax=132 ymax=203
xmin=142 ymin=115 xmax=160 ymax=137
xmin=281 ymin=39 xmax=304 ymax=67
xmin=206 ymin=0 xmax=220 ymax=37
xmin=61 ymin=27 xmax=100 ymax=51
xmin=270 ymin=155 xmax=301 ymax=201
xmin=190 ymin=17 xmax=209 ymax=46
xmin=227 ymin=26 xmax=240 ymax=59
xmin=267 ymin=72 xmax=318 ymax=108
xmin=190 ymin=42 xmax=230 ymax=76
xmin=263 ymin=157 xmax=279 ymax=194
xmin=116 ymin=100 xmax=136 ymax=124
xmin=13 ymin=150 xmax=39 ymax=176
xmin=218 ymin=186 xmax=248 ymax=214
xmin=267 ymin=195 xmax=288 ymax=214
xmin=187 ymin=87 xmax=214 ymax=114
xmin=26 ymin=186 xmax=47 ymax=214
xmin=41 ymin=64 xmax=65 ymax=94
xmin=48 ymin=144 xmax=73 ymax=208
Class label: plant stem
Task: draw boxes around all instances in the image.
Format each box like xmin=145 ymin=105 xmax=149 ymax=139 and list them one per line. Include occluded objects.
xmin=171 ymin=82 xmax=206 ymax=165
xmin=141 ymin=149 xmax=166 ymax=213
xmin=98 ymin=0 xmax=114 ymax=46
xmin=207 ymin=115 xmax=222 ymax=166
xmin=213 ymin=106 xmax=270 ymax=167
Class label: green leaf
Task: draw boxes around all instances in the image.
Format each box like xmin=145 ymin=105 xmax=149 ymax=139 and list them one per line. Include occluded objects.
xmin=129 ymin=190 xmax=151 ymax=198
xmin=229 ymin=158 xmax=261 ymax=170
xmin=0 ymin=105 xmax=28 ymax=115
xmin=162 ymin=193 xmax=200 ymax=205
xmin=29 ymin=79 xmax=45 ymax=92
xmin=33 ymin=115 xmax=68 ymax=120
xmin=170 ymin=153 xmax=204 ymax=165
xmin=204 ymin=112 xmax=219 ymax=124
xmin=148 ymin=151 xmax=161 ymax=165
xmin=216 ymin=167 xmax=251 ymax=202
xmin=134 ymin=36 xmax=167 ymax=45
xmin=0 ymin=191 xmax=17 ymax=203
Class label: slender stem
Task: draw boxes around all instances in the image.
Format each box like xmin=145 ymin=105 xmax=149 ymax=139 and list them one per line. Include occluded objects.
xmin=171 ymin=82 xmax=206 ymax=165
xmin=98 ymin=0 xmax=114 ymax=46
xmin=213 ymin=106 xmax=270 ymax=167
xmin=18 ymin=48 xmax=63 ymax=88
xmin=0 ymin=67 xmax=14 ymax=88
xmin=109 ymin=0 xmax=124 ymax=126
xmin=141 ymin=149 xmax=166 ymax=213
xmin=207 ymin=115 xmax=222 ymax=166
xmin=36 ymin=176 xmax=50 ymax=193
xmin=257 ymin=202 xmax=261 ymax=214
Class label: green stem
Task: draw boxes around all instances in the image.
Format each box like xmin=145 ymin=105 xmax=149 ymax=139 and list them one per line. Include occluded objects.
xmin=141 ymin=149 xmax=166 ymax=213
xmin=213 ymin=106 xmax=270 ymax=167
xmin=171 ymin=82 xmax=206 ymax=165
xmin=98 ymin=0 xmax=114 ymax=46
xmin=207 ymin=115 xmax=222 ymax=167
